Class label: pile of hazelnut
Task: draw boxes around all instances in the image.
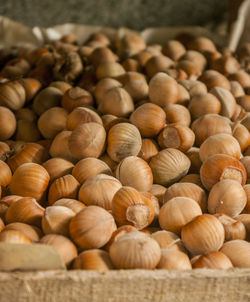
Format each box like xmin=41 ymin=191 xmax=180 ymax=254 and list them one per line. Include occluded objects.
xmin=0 ymin=31 xmax=249 ymax=270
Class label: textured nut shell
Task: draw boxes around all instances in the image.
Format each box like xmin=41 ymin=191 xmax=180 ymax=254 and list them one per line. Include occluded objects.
xmin=61 ymin=87 xmax=93 ymax=112
xmin=244 ymin=184 xmax=250 ymax=212
xmin=151 ymin=230 xmax=186 ymax=252
xmin=40 ymin=234 xmax=77 ymax=266
xmin=208 ymin=180 xmax=247 ymax=217
xmin=0 ymin=142 xmax=10 ymax=161
xmin=49 ymin=131 xmax=77 ymax=163
xmin=96 ymin=62 xmax=125 ymax=79
xmin=0 ymin=106 xmax=16 ymax=140
xmin=236 ymin=214 xmax=250 ymax=240
xmin=215 ymin=214 xmax=246 ymax=241
xmin=200 ymin=154 xmax=247 ymax=190
xmin=159 ymin=197 xmax=202 ymax=235
xmin=15 ymin=120 xmax=41 ymax=142
xmin=148 ymin=184 xmax=167 ymax=206
xmin=233 ymin=124 xmax=250 ymax=153
xmin=211 ymin=55 xmax=240 ymax=75
xmin=0 ymin=230 xmax=31 ymax=244
xmin=105 ymin=225 xmax=137 ymax=252
xmin=141 ymin=190 xmax=159 ymax=214
xmin=164 ymin=104 xmax=191 ymax=127
xmin=115 ymin=156 xmax=153 ymax=191
xmin=66 ymin=107 xmax=102 ymax=130
xmin=157 ymin=249 xmax=192 ymax=270
xmin=0 ymin=81 xmax=26 ymax=111
xmin=107 ymin=123 xmax=142 ymax=162
xmin=177 ymin=84 xmax=190 ymax=105
xmin=117 ymin=72 xmax=148 ymax=99
xmin=158 ymin=124 xmax=195 ymax=152
xmin=181 ymin=50 xmax=207 ymax=70
xmin=42 ymin=206 xmax=75 ymax=236
xmin=138 ymin=139 xmax=159 ymax=163
xmin=20 ymin=78 xmax=42 ymax=102
xmin=242 ymin=113 xmax=250 ymax=132
xmin=149 ymin=73 xmax=179 ymax=107
xmin=220 ymin=240 xmax=250 ymax=268
xmin=185 ymin=147 xmax=202 ymax=173
xmin=49 ymin=81 xmax=71 ymax=94
xmin=188 ymin=93 xmax=221 ymax=120
xmin=145 ymin=55 xmax=174 ymax=78
xmin=199 ymin=134 xmax=242 ymax=162
xmin=164 ymin=182 xmax=207 ymax=213
xmin=98 ymin=87 xmax=134 ymax=117
xmin=15 ymin=108 xmax=37 ymax=122
xmin=5 ymin=197 xmax=45 ymax=227
xmin=230 ymin=81 xmax=245 ymax=98
xmin=210 ymin=87 xmax=236 ymax=118
xmin=48 ymin=174 xmax=80 ymax=205
xmin=4 ymin=222 xmax=42 ymax=242
xmin=69 ymin=205 xmax=116 ymax=249
xmin=241 ymin=158 xmax=250 ymax=183
xmin=69 ymin=123 xmax=106 ymax=160
xmin=112 ymin=186 xmax=154 ymax=230
xmin=94 ymin=78 xmax=121 ymax=105
xmin=199 ymin=70 xmax=230 ymax=91
xmin=43 ymin=158 xmax=74 ymax=183
xmin=179 ymin=79 xmax=207 ymax=97
xmin=181 ymin=214 xmax=225 ymax=255
xmin=192 ymin=251 xmax=233 ymax=269
xmin=229 ymin=70 xmax=250 ymax=88
xmin=72 ymin=158 xmax=112 ymax=184
xmin=110 ymin=232 xmax=161 ymax=269
xmin=73 ymin=249 xmax=114 ymax=270
xmin=149 ymin=148 xmax=190 ymax=186
xmin=9 ymin=163 xmax=50 ymax=202
xmin=237 ymin=95 xmax=250 ymax=112
xmin=78 ymin=174 xmax=122 ymax=210
xmin=0 ymin=160 xmax=12 ymax=187
xmin=162 ymin=40 xmax=186 ymax=61
xmin=33 ymin=87 xmax=62 ymax=116
xmin=7 ymin=143 xmax=48 ymax=173
xmin=130 ymin=103 xmax=166 ymax=137
xmin=53 ymin=199 xmax=86 ymax=214
xmin=38 ymin=107 xmax=68 ymax=139
xmin=191 ymin=114 xmax=232 ymax=146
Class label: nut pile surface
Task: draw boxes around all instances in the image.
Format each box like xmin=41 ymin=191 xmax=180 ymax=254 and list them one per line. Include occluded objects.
xmin=0 ymin=32 xmax=249 ymax=270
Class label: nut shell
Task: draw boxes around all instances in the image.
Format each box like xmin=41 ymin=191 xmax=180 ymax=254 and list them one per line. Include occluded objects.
xmin=149 ymin=72 xmax=179 ymax=107
xmin=9 ymin=163 xmax=50 ymax=202
xmin=73 ymin=249 xmax=114 ymax=270
xmin=110 ymin=231 xmax=161 ymax=269
xmin=157 ymin=249 xmax=192 ymax=270
xmin=78 ymin=174 xmax=122 ymax=210
xmin=130 ymin=103 xmax=166 ymax=137
xmin=107 ymin=123 xmax=142 ymax=162
xmin=115 ymin=156 xmax=153 ymax=191
xmin=192 ymin=251 xmax=233 ymax=269
xmin=69 ymin=123 xmax=106 ymax=160
xmin=159 ymin=196 xmax=202 ymax=235
xmin=208 ymin=180 xmax=247 ymax=217
xmin=181 ymin=214 xmax=225 ymax=255
xmin=69 ymin=205 xmax=116 ymax=249
xmin=48 ymin=174 xmax=80 ymax=205
xmin=200 ymin=154 xmax=247 ymax=190
xmin=149 ymin=148 xmax=190 ymax=186
xmin=220 ymin=240 xmax=250 ymax=268
xmin=112 ymin=186 xmax=154 ymax=230
xmin=164 ymin=182 xmax=207 ymax=212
